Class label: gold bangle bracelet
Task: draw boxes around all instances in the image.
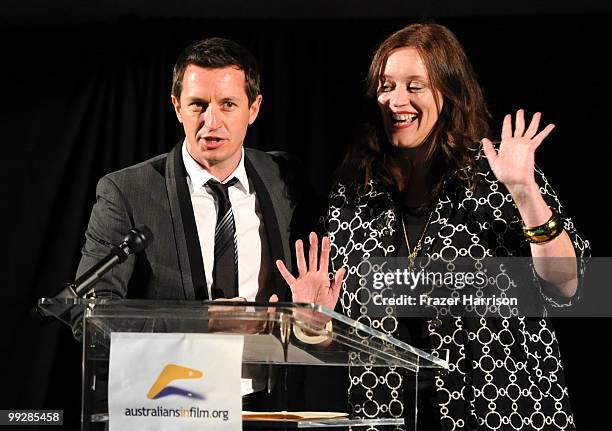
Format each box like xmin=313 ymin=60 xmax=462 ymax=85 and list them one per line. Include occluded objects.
xmin=522 ymin=207 xmax=563 ymax=244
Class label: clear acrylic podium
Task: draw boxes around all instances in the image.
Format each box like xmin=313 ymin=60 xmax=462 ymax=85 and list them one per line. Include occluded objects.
xmin=38 ymin=298 xmax=448 ymax=430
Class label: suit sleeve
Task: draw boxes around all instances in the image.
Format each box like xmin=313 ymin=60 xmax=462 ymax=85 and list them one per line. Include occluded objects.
xmin=75 ymin=175 xmax=136 ymax=298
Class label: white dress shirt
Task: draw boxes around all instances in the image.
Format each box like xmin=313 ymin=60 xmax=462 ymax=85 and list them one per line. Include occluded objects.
xmin=182 ymin=143 xmax=271 ymax=396
xmin=182 ymin=143 xmax=271 ymax=302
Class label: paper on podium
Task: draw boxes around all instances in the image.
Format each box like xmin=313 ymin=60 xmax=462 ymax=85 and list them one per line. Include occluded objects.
xmin=243 ymin=411 xmax=349 ymax=421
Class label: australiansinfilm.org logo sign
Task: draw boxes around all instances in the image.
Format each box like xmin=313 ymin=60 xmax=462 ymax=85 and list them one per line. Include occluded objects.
xmin=123 ymin=363 xmax=229 ymax=421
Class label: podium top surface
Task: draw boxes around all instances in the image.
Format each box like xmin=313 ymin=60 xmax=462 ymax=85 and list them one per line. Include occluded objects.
xmin=39 ymin=298 xmax=449 ymax=371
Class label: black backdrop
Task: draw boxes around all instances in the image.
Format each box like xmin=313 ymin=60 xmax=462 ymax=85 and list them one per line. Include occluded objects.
xmin=2 ymin=12 xmax=611 ymax=429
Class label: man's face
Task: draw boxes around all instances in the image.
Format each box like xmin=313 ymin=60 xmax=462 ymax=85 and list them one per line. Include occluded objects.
xmin=171 ymin=65 xmax=262 ymax=179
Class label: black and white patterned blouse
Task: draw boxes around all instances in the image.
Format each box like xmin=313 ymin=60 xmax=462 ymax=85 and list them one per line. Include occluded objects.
xmin=325 ymin=148 xmax=590 ymax=430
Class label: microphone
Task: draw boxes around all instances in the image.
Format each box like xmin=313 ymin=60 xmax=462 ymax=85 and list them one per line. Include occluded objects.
xmin=56 ymin=225 xmax=153 ymax=299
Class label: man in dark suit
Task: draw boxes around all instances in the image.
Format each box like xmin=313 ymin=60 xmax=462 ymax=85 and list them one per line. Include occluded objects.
xmin=75 ymin=37 xmax=349 ymax=416
xmin=76 ymin=37 xmax=307 ymax=303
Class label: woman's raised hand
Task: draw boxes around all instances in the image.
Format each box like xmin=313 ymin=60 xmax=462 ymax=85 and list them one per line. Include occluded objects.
xmin=482 ymin=109 xmax=555 ymax=194
xmin=276 ymin=232 xmax=346 ymax=310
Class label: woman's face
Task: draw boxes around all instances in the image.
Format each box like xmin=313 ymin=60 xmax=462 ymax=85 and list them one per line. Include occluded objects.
xmin=377 ymin=47 xmax=443 ymax=149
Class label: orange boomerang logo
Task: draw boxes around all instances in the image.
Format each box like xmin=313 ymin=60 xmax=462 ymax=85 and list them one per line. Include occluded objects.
xmin=147 ymin=364 xmax=205 ymax=400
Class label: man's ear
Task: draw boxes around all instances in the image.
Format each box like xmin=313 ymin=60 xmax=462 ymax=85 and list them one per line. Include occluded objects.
xmin=248 ymin=95 xmax=263 ymax=125
xmin=171 ymin=94 xmax=183 ymax=123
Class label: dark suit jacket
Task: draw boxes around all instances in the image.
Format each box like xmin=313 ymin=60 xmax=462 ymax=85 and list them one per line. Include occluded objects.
xmin=76 ymin=143 xmax=309 ymax=301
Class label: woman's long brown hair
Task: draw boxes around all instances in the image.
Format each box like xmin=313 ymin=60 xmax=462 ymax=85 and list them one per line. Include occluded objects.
xmin=338 ymin=23 xmax=491 ymax=202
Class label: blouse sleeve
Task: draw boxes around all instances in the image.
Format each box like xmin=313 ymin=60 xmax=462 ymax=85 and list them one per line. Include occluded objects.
xmin=529 ymin=164 xmax=591 ymax=307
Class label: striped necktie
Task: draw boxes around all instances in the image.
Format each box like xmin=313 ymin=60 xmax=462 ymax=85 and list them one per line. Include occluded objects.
xmin=207 ymin=177 xmax=239 ymax=299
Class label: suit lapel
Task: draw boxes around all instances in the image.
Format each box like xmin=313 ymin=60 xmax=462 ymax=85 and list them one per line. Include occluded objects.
xmin=244 ymin=151 xmax=290 ymax=302
xmin=165 ymin=143 xmax=208 ymax=300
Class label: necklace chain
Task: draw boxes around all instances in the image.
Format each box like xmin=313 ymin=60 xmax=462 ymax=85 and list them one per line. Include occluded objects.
xmin=401 ymin=210 xmax=433 ymax=265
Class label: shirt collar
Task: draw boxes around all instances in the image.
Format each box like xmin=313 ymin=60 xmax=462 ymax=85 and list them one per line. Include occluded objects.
xmin=181 ymin=141 xmax=250 ymax=194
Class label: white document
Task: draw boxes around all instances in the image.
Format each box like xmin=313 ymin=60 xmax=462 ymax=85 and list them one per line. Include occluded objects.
xmin=108 ymin=332 xmax=243 ymax=431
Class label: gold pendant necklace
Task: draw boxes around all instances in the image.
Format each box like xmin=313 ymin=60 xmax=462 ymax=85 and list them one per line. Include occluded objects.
xmin=401 ymin=210 xmax=433 ymax=265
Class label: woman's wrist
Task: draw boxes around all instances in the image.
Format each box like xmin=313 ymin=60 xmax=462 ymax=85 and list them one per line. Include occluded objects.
xmin=507 ymin=181 xmax=540 ymax=206
xmin=507 ymin=182 xmax=552 ymax=227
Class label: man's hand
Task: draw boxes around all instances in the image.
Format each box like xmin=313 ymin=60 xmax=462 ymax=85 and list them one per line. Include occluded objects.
xmin=208 ymin=295 xmax=278 ymax=334
xmin=276 ymin=232 xmax=346 ymax=311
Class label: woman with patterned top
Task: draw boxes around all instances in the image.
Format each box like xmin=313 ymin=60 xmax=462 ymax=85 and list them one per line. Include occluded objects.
xmin=276 ymin=23 xmax=589 ymax=430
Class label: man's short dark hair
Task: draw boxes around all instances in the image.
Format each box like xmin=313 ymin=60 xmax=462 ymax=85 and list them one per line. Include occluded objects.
xmin=172 ymin=37 xmax=261 ymax=105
